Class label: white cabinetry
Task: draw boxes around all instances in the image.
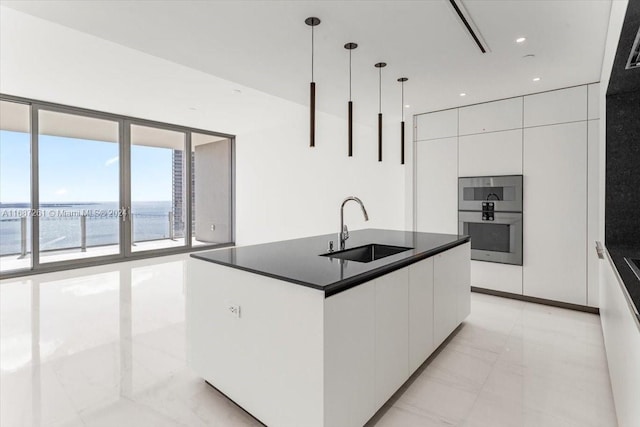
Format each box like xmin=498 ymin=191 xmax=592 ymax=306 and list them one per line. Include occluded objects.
xmin=434 ymin=242 xmax=471 ymax=346
xmin=408 ymin=257 xmax=434 ymax=372
xmin=416 ymin=137 xmax=458 ymax=234
xmin=524 ymin=86 xmax=587 ymax=127
xmin=523 ymin=122 xmax=587 ymax=305
xmin=415 ymin=83 xmax=596 ymax=307
xmin=458 ymin=129 xmax=523 ymax=176
xmin=415 ymin=109 xmax=457 ymax=141
xmin=459 ymin=97 xmax=522 ymax=135
xmin=190 ymin=242 xmax=470 ymax=427
xmin=374 ymin=268 xmax=410 ymax=409
xmin=600 ymin=254 xmax=640 ymax=427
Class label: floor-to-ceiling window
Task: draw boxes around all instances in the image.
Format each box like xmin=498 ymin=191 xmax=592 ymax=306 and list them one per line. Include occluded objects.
xmin=0 ymin=95 xmax=234 ymax=278
xmin=38 ymin=108 xmax=122 ymax=264
xmin=0 ymin=101 xmax=32 ymax=273
xmin=129 ymin=123 xmax=186 ymax=253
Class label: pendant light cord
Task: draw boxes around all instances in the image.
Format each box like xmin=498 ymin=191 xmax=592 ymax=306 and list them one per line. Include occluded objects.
xmin=311 ymin=25 xmax=315 ymax=82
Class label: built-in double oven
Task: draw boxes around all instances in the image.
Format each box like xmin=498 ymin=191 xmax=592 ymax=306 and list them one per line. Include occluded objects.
xmin=458 ymin=175 xmax=523 ymax=266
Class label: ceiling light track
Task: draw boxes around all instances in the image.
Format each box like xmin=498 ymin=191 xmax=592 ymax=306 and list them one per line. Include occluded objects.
xmin=448 ymin=0 xmax=490 ymax=54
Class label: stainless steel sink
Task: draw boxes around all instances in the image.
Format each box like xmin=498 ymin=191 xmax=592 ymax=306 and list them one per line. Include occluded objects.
xmin=321 ymin=244 xmax=413 ymax=263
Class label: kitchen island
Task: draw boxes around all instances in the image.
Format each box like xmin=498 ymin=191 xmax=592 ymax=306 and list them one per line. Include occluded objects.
xmin=187 ymin=229 xmax=470 ymax=427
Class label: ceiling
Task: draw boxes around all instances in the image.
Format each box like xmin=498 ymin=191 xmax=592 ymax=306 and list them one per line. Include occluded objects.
xmin=1 ymin=0 xmax=614 ymax=122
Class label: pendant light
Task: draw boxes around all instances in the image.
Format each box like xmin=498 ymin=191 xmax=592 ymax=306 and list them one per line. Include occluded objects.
xmin=305 ymin=17 xmax=321 ymax=147
xmin=375 ymin=62 xmax=387 ymax=162
xmin=398 ymin=77 xmax=408 ymax=165
xmin=344 ymin=42 xmax=358 ymax=156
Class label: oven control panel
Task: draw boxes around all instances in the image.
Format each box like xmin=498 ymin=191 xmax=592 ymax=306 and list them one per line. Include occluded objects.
xmin=482 ymin=202 xmax=495 ymax=221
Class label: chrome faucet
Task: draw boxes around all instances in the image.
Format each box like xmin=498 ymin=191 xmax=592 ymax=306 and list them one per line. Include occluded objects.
xmin=340 ymin=196 xmax=369 ymax=250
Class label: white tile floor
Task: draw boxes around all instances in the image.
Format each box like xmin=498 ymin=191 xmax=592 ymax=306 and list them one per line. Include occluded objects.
xmin=0 ymin=254 xmax=618 ymax=427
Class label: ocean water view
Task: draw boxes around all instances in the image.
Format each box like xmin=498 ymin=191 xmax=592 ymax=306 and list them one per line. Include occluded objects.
xmin=0 ymin=201 xmax=180 ymax=256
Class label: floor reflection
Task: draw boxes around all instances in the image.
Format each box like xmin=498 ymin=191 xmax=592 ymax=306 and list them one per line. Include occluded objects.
xmin=1 ymin=254 xmax=616 ymax=427
xmin=0 ymin=255 xmax=201 ymax=427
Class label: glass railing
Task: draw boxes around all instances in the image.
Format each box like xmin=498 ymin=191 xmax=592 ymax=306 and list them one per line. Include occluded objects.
xmin=0 ymin=203 xmax=184 ymax=256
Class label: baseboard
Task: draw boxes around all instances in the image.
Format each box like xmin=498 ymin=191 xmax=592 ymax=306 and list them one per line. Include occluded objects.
xmin=471 ymin=286 xmax=599 ymax=314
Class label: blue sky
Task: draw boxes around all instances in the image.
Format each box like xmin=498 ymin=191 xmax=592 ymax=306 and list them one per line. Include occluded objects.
xmin=0 ymin=130 xmax=173 ymax=203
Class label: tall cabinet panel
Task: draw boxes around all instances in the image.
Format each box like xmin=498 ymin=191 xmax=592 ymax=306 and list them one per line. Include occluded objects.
xmin=523 ymin=122 xmax=588 ymax=305
xmin=415 ymin=137 xmax=458 ymax=234
xmin=587 ymin=119 xmax=600 ymax=307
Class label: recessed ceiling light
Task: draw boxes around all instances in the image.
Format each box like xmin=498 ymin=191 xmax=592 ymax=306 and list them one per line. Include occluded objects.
xmin=404 ymin=104 xmax=410 ymax=108
xmin=523 ymin=54 xmax=535 ymax=59
xmin=459 ymin=93 xmax=467 ymax=97
xmin=533 ymin=77 xmax=541 ymax=82
xmin=189 ymin=107 xmax=197 ymax=111
xmin=516 ymin=37 xmax=526 ymax=43
xmin=233 ymin=89 xmax=242 ymax=94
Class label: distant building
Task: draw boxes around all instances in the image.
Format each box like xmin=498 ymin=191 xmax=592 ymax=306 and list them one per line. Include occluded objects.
xmin=171 ymin=150 xmax=194 ymax=239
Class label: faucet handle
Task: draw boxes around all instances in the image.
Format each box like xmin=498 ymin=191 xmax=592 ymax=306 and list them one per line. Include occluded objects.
xmin=328 ymin=240 xmax=334 ymax=252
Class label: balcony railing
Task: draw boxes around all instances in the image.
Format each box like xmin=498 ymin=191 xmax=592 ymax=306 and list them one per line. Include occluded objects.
xmin=0 ymin=212 xmax=181 ymax=257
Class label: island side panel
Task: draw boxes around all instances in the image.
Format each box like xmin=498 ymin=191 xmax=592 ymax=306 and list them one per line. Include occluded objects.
xmin=324 ymin=280 xmax=376 ymax=427
xmin=186 ymin=259 xmax=325 ymax=427
xmin=408 ymin=257 xmax=435 ymax=373
xmin=434 ymin=242 xmax=471 ymax=346
xmin=457 ymin=242 xmax=472 ymax=323
xmin=374 ymin=268 xmax=410 ymax=410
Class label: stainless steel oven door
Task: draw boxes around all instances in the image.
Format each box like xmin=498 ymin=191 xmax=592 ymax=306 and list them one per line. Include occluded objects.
xmin=458 ymin=175 xmax=523 ymax=212
xmin=458 ymin=211 xmax=523 ymax=265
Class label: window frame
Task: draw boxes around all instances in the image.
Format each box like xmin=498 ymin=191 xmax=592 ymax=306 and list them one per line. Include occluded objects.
xmin=0 ymin=93 xmax=235 ymax=279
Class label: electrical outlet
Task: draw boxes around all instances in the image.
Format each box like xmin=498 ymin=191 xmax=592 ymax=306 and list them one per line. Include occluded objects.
xmin=210 ymin=224 xmax=216 ymax=231
xmin=225 ymin=300 xmax=240 ymax=318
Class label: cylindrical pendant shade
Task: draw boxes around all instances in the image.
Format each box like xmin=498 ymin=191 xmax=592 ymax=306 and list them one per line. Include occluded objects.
xmin=348 ymin=101 xmax=353 ymax=156
xmin=398 ymin=77 xmax=408 ymax=165
xmin=378 ymin=113 xmax=383 ymax=162
xmin=375 ymin=62 xmax=387 ymax=162
xmin=401 ymin=121 xmax=405 ymax=165
xmin=310 ymin=82 xmax=315 ymax=147
xmin=306 ymin=17 xmax=320 ymax=148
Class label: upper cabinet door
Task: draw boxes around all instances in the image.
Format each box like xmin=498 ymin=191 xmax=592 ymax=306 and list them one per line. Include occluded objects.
xmin=415 ymin=109 xmax=458 ymax=141
xmin=458 ymin=98 xmax=523 ymax=136
xmin=524 ymin=86 xmax=588 ymax=127
xmin=458 ymin=129 xmax=523 ymax=177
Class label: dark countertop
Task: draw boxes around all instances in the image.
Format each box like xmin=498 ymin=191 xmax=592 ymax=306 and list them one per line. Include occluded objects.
xmin=191 ymin=229 xmax=470 ymax=297
xmin=606 ymin=244 xmax=640 ymax=324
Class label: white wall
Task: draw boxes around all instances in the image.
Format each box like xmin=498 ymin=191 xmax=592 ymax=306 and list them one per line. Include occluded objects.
xmin=0 ymin=7 xmax=406 ymax=246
